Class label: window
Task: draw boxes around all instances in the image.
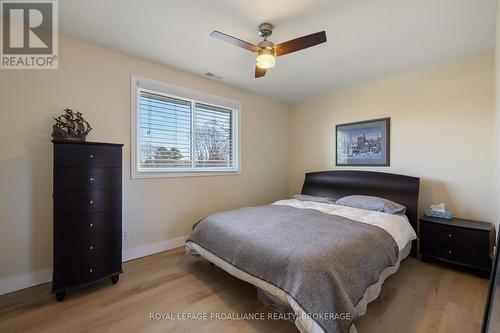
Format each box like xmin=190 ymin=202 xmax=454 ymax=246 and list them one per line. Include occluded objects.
xmin=131 ymin=76 xmax=239 ymax=178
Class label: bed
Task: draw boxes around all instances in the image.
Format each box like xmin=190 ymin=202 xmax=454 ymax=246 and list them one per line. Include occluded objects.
xmin=186 ymin=170 xmax=420 ymax=333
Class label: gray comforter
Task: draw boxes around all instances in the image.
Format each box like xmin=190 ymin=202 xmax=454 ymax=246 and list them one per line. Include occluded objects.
xmin=187 ymin=204 xmax=399 ymax=333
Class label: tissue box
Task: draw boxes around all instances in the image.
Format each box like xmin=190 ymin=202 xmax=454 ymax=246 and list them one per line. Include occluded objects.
xmin=425 ymin=208 xmax=452 ymax=219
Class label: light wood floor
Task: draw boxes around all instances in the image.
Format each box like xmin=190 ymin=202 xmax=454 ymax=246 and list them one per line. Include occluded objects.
xmin=0 ymin=247 xmax=489 ymax=333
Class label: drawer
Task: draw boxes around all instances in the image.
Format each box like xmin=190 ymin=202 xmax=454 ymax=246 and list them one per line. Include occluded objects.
xmin=54 ymin=231 xmax=121 ymax=267
xmin=52 ymin=254 xmax=122 ymax=291
xmin=54 ymin=167 xmax=121 ymax=192
xmin=54 ymin=189 xmax=121 ymax=216
xmin=420 ymin=221 xmax=489 ymax=245
xmin=54 ymin=144 xmax=121 ymax=168
xmin=54 ymin=210 xmax=121 ymax=240
xmin=420 ymin=238 xmax=489 ymax=268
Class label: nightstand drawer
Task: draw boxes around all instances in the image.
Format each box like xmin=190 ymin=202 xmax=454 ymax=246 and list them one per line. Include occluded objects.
xmin=420 ymin=238 xmax=486 ymax=267
xmin=420 ymin=221 xmax=489 ymax=245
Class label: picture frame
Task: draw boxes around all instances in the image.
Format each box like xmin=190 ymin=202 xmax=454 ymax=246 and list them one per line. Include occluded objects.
xmin=335 ymin=117 xmax=390 ymax=166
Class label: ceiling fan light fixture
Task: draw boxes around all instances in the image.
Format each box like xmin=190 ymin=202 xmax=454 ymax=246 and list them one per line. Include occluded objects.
xmin=210 ymin=25 xmax=326 ymax=78
xmin=256 ymin=48 xmax=276 ymax=69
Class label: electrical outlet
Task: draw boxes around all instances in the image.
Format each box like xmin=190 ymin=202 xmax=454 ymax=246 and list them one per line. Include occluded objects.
xmin=123 ymin=229 xmax=129 ymax=240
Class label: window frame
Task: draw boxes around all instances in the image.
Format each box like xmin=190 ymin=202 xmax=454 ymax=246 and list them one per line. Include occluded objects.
xmin=131 ymin=75 xmax=241 ymax=179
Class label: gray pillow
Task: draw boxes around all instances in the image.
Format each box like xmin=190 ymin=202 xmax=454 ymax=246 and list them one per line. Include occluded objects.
xmin=335 ymin=195 xmax=406 ymax=215
xmin=294 ymin=194 xmax=337 ymax=204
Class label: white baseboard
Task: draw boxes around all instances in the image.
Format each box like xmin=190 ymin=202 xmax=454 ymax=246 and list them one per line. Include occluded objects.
xmin=0 ymin=235 xmax=188 ymax=296
xmin=122 ymin=235 xmax=188 ymax=262
xmin=0 ymin=268 xmax=52 ymax=296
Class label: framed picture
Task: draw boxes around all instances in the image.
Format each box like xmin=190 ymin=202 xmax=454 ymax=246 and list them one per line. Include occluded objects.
xmin=336 ymin=117 xmax=390 ymax=166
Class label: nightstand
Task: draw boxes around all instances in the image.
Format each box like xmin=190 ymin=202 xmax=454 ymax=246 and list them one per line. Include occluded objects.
xmin=419 ymin=215 xmax=493 ymax=277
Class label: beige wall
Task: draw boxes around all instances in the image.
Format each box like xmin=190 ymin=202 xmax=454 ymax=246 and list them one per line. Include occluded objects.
xmin=0 ymin=37 xmax=496 ymax=294
xmin=496 ymin=0 xmax=500 ymax=233
xmin=0 ymin=37 xmax=290 ymax=291
xmin=289 ymin=53 xmax=496 ymax=224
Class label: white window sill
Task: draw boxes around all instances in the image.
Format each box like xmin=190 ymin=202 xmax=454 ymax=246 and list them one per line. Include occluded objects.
xmin=131 ymin=169 xmax=241 ymax=179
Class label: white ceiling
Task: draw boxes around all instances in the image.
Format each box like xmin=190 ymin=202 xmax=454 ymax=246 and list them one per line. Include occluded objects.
xmin=59 ymin=0 xmax=497 ymax=102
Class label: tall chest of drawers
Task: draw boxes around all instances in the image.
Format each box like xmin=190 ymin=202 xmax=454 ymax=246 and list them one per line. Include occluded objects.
xmin=52 ymin=141 xmax=123 ymax=301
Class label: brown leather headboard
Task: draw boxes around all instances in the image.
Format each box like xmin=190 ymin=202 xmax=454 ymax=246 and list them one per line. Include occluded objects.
xmin=301 ymin=170 xmax=420 ymax=256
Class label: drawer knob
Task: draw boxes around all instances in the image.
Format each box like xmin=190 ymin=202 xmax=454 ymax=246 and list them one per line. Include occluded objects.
xmin=448 ymin=234 xmax=452 ymax=238
xmin=89 ymin=268 xmax=93 ymax=273
xmin=448 ymin=250 xmax=452 ymax=254
xmin=89 ymin=154 xmax=94 ymax=159
xmin=89 ymin=200 xmax=94 ymax=205
xmin=89 ymin=246 xmax=93 ymax=250
xmin=89 ymin=223 xmax=93 ymax=227
xmin=89 ymin=177 xmax=94 ymax=182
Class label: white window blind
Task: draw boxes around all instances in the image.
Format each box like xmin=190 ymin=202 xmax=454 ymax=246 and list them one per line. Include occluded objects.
xmin=139 ymin=91 xmax=192 ymax=169
xmin=136 ymin=87 xmax=238 ymax=175
xmin=194 ymin=103 xmax=233 ymax=168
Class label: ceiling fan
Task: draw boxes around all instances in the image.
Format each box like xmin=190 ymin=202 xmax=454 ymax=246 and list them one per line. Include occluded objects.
xmin=210 ymin=23 xmax=327 ymax=78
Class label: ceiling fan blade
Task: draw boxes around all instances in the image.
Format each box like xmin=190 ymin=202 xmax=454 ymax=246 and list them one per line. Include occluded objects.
xmin=255 ymin=66 xmax=266 ymax=78
xmin=274 ymin=31 xmax=327 ymax=56
xmin=210 ymin=31 xmax=260 ymax=52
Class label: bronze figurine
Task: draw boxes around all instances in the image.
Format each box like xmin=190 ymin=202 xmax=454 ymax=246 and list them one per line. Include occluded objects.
xmin=52 ymin=108 xmax=92 ymax=142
